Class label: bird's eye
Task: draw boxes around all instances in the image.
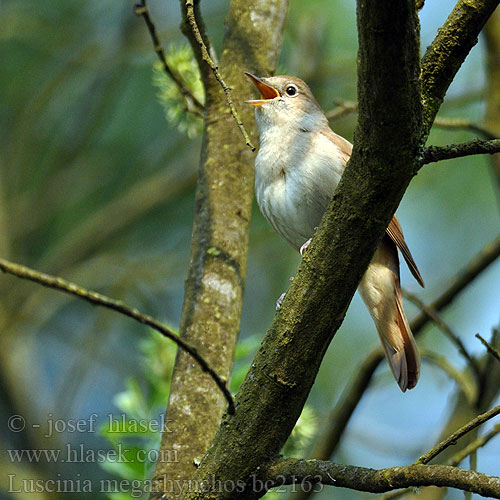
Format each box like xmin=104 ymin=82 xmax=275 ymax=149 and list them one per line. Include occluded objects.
xmin=285 ymin=85 xmax=298 ymax=97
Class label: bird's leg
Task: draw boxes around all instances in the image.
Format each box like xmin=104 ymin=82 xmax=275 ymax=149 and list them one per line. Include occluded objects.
xmin=278 ymin=228 xmax=318 ymax=309
xmin=299 ymin=227 xmax=318 ymax=255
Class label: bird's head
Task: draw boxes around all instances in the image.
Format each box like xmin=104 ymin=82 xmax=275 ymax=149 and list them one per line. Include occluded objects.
xmin=244 ymin=73 xmax=326 ymax=133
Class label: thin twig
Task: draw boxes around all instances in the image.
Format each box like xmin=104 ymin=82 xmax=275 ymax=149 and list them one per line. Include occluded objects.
xmin=375 ymin=422 xmax=500 ymax=500
xmin=0 ymin=258 xmax=235 ymax=415
xmin=434 ymin=117 xmax=498 ymax=140
xmin=325 ymin=100 xmax=358 ymax=121
xmin=422 ymin=351 xmax=477 ymax=405
xmin=414 ymin=404 xmax=500 ymax=465
xmin=376 ymin=489 xmax=410 ymax=500
xmin=450 ymin=422 xmax=500 ymax=466
xmin=326 ymin=104 xmax=500 ymax=145
xmin=403 ymin=290 xmax=482 ymax=382
xmin=183 ymin=0 xmax=255 ymax=151
xmin=297 ymin=236 xmax=500 ymax=495
xmin=134 ymin=0 xmax=204 ymax=115
xmin=421 ymin=138 xmax=500 ymax=165
xmin=476 ymin=332 xmax=500 ymax=363
xmin=481 ymin=329 xmax=500 ymax=406
xmin=326 ymin=104 xmax=500 ymax=139
xmin=412 ymin=236 xmax=500 ymax=333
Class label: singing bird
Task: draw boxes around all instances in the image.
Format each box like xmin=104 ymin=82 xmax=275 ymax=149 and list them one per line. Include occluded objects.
xmin=245 ymin=73 xmax=424 ymax=392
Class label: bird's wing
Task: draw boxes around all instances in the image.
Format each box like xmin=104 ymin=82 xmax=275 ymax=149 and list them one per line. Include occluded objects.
xmin=323 ymin=127 xmax=424 ymax=288
xmin=321 ymin=128 xmax=352 ymax=164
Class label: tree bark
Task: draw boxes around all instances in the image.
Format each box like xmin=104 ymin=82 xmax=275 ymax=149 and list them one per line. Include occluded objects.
xmin=406 ymin=12 xmax=500 ymax=500
xmin=175 ymin=0 xmax=500 ymax=499
xmin=152 ymin=0 xmax=500 ymax=498
xmin=150 ymin=1 xmax=289 ymax=497
xmin=179 ymin=1 xmax=423 ymax=498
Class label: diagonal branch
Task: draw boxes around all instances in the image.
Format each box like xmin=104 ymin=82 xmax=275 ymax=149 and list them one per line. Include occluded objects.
xmin=476 ymin=332 xmax=500 ymax=363
xmin=262 ymin=458 xmax=500 ymax=499
xmin=421 ymin=138 xmax=500 ymax=165
xmin=450 ymin=422 xmax=500 ymax=465
xmin=411 ymin=236 xmax=500 ymax=333
xmin=293 ymin=236 xmax=500 ymax=500
xmin=376 ymin=424 xmax=500 ymax=500
xmin=374 ymin=422 xmax=500 ymax=500
xmin=422 ymin=351 xmax=477 ymax=404
xmin=433 ymin=117 xmax=498 ymax=140
xmin=134 ymin=0 xmax=204 ymax=114
xmin=420 ymin=0 xmax=500 ymax=132
xmin=182 ymin=2 xmax=423 ymax=498
xmin=325 ymin=100 xmax=358 ymax=121
xmin=483 ymin=11 xmax=500 ymax=198
xmin=403 ymin=290 xmax=482 ymax=381
xmin=173 ymin=2 xmax=500 ymax=499
xmin=0 ymin=258 xmax=234 ymax=414
xmin=414 ymin=403 xmax=500 ymax=464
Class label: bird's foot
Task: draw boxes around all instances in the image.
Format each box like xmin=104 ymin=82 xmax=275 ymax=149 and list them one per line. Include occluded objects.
xmin=299 ymin=228 xmax=318 ymax=256
xmin=276 ymin=292 xmax=286 ymax=310
xmin=299 ymin=239 xmax=311 ymax=255
xmin=275 ymin=277 xmax=294 ymax=310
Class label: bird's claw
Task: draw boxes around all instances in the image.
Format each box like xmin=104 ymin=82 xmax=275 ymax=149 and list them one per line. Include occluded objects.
xmin=300 ymin=238 xmax=312 ymax=255
xmin=299 ymin=228 xmax=317 ymax=256
xmin=276 ymin=292 xmax=286 ymax=310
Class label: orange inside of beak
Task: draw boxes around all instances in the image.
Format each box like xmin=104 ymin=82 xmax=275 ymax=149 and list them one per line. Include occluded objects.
xmin=244 ymin=72 xmax=280 ymax=100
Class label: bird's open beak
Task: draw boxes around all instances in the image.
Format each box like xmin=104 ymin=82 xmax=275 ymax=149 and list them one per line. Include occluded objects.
xmin=244 ymin=72 xmax=280 ymax=107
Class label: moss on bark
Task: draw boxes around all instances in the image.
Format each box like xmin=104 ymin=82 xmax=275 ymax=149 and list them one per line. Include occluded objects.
xmin=150 ymin=1 xmax=289 ymax=498
xmin=421 ymin=0 xmax=500 ymax=133
xmin=179 ymin=1 xmax=423 ymax=498
xmin=153 ymin=1 xmax=500 ymax=499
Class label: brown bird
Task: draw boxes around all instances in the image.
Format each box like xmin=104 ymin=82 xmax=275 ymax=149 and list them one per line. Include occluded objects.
xmin=245 ymin=73 xmax=424 ymax=391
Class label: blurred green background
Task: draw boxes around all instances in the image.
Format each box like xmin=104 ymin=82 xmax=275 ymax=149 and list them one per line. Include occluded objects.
xmin=1 ymin=0 xmax=499 ymax=499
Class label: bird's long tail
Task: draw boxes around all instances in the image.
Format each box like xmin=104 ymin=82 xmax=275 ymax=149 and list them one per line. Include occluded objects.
xmin=358 ymin=236 xmax=420 ymax=392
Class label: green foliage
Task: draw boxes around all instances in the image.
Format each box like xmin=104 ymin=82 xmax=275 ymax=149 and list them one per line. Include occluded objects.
xmin=283 ymin=405 xmax=317 ymax=458
xmin=230 ymin=334 xmax=262 ymax=392
xmin=100 ymin=330 xmax=316 ymax=499
xmin=152 ymin=45 xmax=204 ymax=138
xmin=262 ymin=406 xmax=317 ymax=500
xmin=4 ymin=0 xmax=500 ymax=496
xmin=100 ymin=330 xmax=177 ymax=499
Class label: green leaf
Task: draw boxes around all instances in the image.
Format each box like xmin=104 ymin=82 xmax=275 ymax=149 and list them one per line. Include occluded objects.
xmin=152 ymin=45 xmax=204 ymax=138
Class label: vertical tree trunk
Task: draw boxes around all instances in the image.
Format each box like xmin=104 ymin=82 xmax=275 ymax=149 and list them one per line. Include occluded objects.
xmin=150 ymin=1 xmax=289 ymax=497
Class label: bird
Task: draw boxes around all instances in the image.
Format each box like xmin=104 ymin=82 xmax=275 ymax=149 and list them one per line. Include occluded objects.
xmin=244 ymin=72 xmax=424 ymax=392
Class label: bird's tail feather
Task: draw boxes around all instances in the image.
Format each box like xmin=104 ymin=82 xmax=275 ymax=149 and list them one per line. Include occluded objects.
xmin=359 ymin=239 xmax=420 ymax=392
xmin=377 ymin=282 xmax=420 ymax=391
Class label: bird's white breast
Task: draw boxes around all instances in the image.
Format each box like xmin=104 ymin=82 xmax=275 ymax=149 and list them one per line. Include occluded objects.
xmin=254 ymin=122 xmax=345 ymax=250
